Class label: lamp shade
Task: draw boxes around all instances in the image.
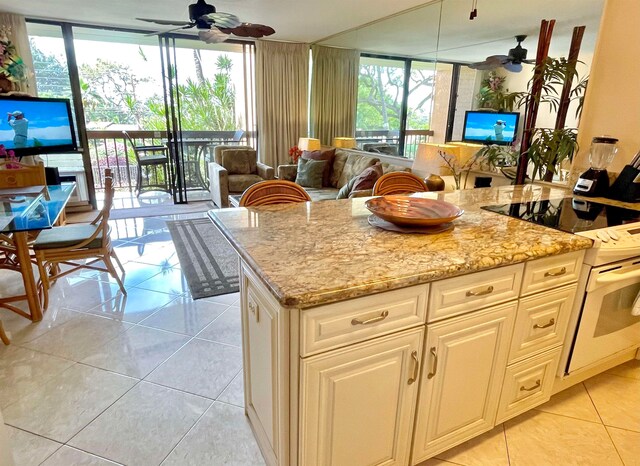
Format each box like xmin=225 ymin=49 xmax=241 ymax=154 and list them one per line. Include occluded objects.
xmin=298 ymin=137 xmax=321 ymax=151
xmin=448 ymin=142 xmax=484 ymax=165
xmin=332 ymin=137 xmax=357 ymax=149
xmin=412 ymin=143 xmax=461 ymax=177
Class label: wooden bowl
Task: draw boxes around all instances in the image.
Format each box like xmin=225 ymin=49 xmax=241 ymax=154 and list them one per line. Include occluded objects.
xmin=365 ymin=196 xmax=464 ymax=227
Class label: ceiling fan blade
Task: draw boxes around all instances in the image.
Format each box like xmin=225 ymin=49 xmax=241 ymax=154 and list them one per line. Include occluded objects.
xmin=522 ymin=59 xmax=537 ymax=64
xmin=503 ymin=62 xmax=523 ymax=72
xmin=468 ymin=54 xmax=507 ymax=70
xmin=468 ymin=61 xmax=498 ymax=70
xmin=198 ymin=28 xmax=231 ymax=44
xmin=201 ymin=12 xmax=242 ymax=28
xmin=218 ymin=23 xmax=276 ymax=38
xmin=144 ymin=24 xmax=195 ymax=37
xmin=136 ymin=18 xmax=192 ymax=26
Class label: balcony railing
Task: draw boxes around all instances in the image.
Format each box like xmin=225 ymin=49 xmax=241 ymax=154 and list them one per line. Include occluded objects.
xmin=355 ymin=129 xmax=434 ymax=159
xmin=87 ymin=130 xmax=253 ymax=192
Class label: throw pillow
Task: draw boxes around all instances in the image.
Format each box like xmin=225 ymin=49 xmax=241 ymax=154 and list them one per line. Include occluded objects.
xmin=336 ymin=176 xmax=358 ymax=199
xmin=295 ymin=158 xmax=327 ymax=189
xmin=352 ymin=162 xmax=383 ymax=191
xmin=338 ymin=153 xmax=379 ymax=188
xmin=302 ymin=148 xmax=335 ymax=187
xmin=330 ymin=150 xmax=349 ymax=188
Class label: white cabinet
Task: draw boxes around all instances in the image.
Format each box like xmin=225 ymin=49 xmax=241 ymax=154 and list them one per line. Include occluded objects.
xmin=412 ymin=302 xmax=516 ymax=464
xmin=299 ymin=328 xmax=424 ymax=466
xmin=239 ymin=250 xmax=585 ymax=466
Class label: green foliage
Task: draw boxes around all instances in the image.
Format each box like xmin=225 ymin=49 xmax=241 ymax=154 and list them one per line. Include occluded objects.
xmin=476 ymin=71 xmax=517 ymax=111
xmin=142 ymin=56 xmax=238 ymax=131
xmin=357 ymin=64 xmax=433 ymax=131
xmin=527 ymin=127 xmax=578 ymax=183
xmin=29 ymin=38 xmax=72 ymax=98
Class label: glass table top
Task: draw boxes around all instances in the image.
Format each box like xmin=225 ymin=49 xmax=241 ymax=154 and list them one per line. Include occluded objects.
xmin=0 ymin=183 xmax=76 ymax=234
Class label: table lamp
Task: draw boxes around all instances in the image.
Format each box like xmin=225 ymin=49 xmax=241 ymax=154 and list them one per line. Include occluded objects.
xmin=332 ymin=137 xmax=357 ymax=149
xmin=298 ymin=138 xmax=321 ymax=152
xmin=412 ymin=143 xmax=461 ymax=177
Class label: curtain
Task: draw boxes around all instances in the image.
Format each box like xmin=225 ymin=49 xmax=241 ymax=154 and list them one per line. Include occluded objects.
xmin=0 ymin=12 xmax=37 ymax=95
xmin=310 ymin=45 xmax=359 ymax=146
xmin=255 ymin=40 xmax=309 ymax=168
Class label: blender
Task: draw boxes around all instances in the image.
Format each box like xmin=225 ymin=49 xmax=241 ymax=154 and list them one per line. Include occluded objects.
xmin=573 ymin=136 xmax=618 ymax=197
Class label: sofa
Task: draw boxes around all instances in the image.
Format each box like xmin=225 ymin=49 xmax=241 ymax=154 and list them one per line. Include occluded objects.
xmin=209 ymin=145 xmax=275 ymax=208
xmin=277 ymin=147 xmax=413 ymax=201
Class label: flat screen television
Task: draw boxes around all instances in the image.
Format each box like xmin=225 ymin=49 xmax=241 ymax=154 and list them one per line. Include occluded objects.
xmin=461 ymin=110 xmax=520 ymax=146
xmin=0 ymin=96 xmax=77 ymax=157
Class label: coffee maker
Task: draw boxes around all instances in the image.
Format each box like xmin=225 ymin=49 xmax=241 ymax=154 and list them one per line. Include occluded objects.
xmin=573 ymin=136 xmax=618 ymax=197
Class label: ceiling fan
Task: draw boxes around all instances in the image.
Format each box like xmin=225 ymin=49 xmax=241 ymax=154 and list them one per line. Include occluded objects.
xmin=468 ymin=35 xmax=536 ymax=72
xmin=136 ymin=0 xmax=276 ymax=44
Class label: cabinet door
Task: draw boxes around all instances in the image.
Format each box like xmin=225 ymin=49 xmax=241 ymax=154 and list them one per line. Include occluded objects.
xmin=300 ymin=327 xmax=424 ymax=466
xmin=412 ymin=302 xmax=516 ymax=464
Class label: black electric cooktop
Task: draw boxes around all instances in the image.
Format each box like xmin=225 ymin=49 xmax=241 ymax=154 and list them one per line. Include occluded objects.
xmin=481 ymin=197 xmax=640 ymax=234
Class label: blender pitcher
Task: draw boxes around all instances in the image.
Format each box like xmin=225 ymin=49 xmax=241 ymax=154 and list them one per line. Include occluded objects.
xmin=573 ymin=136 xmax=618 ymax=197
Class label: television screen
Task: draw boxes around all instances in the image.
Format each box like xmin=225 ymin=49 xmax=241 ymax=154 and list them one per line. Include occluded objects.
xmin=0 ymin=96 xmax=77 ymax=156
xmin=462 ymin=111 xmax=520 ymax=145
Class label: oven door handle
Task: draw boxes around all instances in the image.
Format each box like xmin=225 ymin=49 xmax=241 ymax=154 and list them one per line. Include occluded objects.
xmin=595 ymin=267 xmax=640 ymax=285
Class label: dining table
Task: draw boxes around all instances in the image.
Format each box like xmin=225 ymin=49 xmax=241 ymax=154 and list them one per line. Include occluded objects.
xmin=0 ymin=183 xmax=76 ymax=322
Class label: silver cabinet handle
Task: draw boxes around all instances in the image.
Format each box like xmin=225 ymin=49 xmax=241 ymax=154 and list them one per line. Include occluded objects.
xmin=466 ymin=285 xmax=494 ymax=297
xmin=533 ymin=318 xmax=555 ymax=329
xmin=545 ymin=267 xmax=567 ymax=277
xmin=408 ymin=350 xmax=419 ymax=385
xmin=427 ymin=347 xmax=438 ymax=379
xmin=520 ymin=379 xmax=541 ymax=392
xmin=351 ymin=310 xmax=389 ymax=326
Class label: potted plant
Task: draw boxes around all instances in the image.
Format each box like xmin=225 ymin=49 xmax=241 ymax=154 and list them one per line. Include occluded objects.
xmin=0 ymin=26 xmax=29 ymax=93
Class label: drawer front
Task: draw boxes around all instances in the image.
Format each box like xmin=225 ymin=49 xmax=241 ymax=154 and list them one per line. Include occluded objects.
xmin=509 ymin=284 xmax=577 ymax=363
xmin=496 ymin=347 xmax=562 ymax=424
xmin=521 ymin=250 xmax=584 ymax=296
xmin=300 ymin=284 xmax=428 ymax=357
xmin=428 ymin=264 xmax=523 ymax=323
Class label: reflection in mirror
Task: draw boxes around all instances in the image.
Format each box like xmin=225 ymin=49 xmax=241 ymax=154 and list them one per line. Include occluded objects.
xmin=316 ymin=0 xmax=605 ymax=186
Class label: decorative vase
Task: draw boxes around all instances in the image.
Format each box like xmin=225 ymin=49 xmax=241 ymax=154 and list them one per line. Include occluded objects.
xmin=425 ymin=174 xmax=446 ymax=191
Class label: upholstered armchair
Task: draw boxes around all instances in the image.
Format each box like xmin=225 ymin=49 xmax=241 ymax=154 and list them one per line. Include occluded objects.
xmin=209 ymin=145 xmax=275 ymax=208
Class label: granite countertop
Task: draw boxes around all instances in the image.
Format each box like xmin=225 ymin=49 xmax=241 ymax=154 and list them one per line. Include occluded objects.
xmin=209 ymin=185 xmax=604 ymax=309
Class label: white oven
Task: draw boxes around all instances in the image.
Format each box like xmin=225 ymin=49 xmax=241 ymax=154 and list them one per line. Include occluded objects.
xmin=567 ymin=256 xmax=640 ymax=373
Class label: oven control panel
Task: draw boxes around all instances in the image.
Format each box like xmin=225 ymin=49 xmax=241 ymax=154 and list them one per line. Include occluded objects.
xmin=576 ymin=226 xmax=640 ymax=266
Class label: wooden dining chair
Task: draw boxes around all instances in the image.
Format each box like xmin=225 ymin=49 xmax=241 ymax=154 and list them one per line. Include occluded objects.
xmin=0 ymin=320 xmax=8 ymax=345
xmin=122 ymin=131 xmax=171 ymax=195
xmin=239 ymin=180 xmax=311 ymax=207
xmin=0 ymin=161 xmax=46 ymax=189
xmin=372 ymin=172 xmax=429 ymax=196
xmin=33 ymin=169 xmax=125 ymax=310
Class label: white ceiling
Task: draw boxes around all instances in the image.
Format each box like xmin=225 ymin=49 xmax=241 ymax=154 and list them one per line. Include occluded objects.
xmin=0 ymin=0 xmax=605 ymax=61
xmin=0 ymin=0 xmax=430 ymax=43
xmin=319 ymin=0 xmax=605 ymax=61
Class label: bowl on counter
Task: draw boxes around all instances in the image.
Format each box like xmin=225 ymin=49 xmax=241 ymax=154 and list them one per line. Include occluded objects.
xmin=365 ymin=195 xmax=464 ymax=227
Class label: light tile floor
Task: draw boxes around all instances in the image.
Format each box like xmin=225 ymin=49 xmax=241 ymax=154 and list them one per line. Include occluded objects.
xmin=1 ymin=213 xmax=639 ymax=465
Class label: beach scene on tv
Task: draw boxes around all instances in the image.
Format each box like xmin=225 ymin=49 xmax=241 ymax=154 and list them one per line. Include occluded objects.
xmin=0 ymin=99 xmax=74 ymax=151
xmin=464 ymin=112 xmax=518 ymax=143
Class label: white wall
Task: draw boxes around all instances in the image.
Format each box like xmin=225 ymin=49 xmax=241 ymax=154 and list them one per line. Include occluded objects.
xmin=571 ymin=0 xmax=640 ymax=176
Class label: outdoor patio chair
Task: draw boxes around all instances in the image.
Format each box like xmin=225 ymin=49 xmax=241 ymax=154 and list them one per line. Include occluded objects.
xmin=33 ymin=169 xmax=126 ymax=310
xmin=372 ymin=172 xmax=429 ymax=196
xmin=122 ymin=131 xmax=172 ymax=195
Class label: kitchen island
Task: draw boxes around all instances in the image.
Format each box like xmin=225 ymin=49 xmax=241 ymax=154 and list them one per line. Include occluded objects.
xmin=208 ymin=185 xmax=595 ymax=466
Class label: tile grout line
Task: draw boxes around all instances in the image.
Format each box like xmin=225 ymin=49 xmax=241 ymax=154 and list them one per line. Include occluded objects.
xmin=502 ymin=422 xmax=512 ymax=466
xmin=532 ymin=406 xmax=609 ymax=426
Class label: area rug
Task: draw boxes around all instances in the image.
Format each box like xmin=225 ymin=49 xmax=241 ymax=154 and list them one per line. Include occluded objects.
xmin=110 ymin=201 xmax=214 ymax=220
xmin=166 ymin=217 xmax=239 ymax=299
